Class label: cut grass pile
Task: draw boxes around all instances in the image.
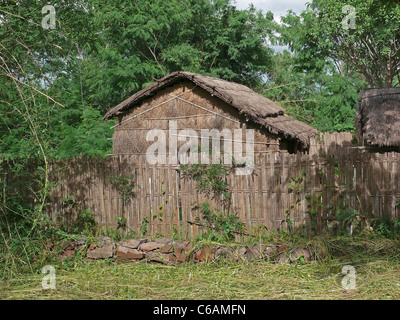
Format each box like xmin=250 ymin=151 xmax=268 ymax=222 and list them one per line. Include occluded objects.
xmin=1 ymin=236 xmax=400 ymax=300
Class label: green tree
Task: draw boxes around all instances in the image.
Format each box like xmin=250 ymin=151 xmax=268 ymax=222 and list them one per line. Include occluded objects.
xmin=86 ymin=0 xmax=276 ymax=113
xmin=0 ymin=0 xmax=113 ymax=159
xmin=261 ymin=1 xmax=387 ymax=132
xmin=281 ymin=0 xmax=400 ymax=88
xmin=262 ymin=51 xmax=365 ymax=132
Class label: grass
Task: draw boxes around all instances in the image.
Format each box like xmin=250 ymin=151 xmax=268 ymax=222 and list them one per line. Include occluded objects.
xmin=2 ymin=236 xmax=400 ymax=300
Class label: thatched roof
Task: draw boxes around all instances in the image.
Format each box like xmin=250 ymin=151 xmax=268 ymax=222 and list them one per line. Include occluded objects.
xmin=104 ymin=71 xmax=318 ymax=147
xmin=355 ymin=88 xmax=400 ymax=148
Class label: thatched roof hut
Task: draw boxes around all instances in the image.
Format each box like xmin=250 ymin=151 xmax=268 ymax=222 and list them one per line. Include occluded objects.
xmin=104 ymin=71 xmax=318 ymax=155
xmin=355 ymin=88 xmax=400 ymax=150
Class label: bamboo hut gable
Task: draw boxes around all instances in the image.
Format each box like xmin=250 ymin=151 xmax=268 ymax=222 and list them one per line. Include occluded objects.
xmin=104 ymin=71 xmax=318 ymax=155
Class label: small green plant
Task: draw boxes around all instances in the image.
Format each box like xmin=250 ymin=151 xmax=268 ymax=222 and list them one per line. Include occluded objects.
xmin=394 ymin=218 xmax=400 ymax=237
xmin=295 ymin=254 xmax=306 ymax=264
xmin=376 ymin=219 xmax=391 ymax=237
xmin=109 ymin=175 xmax=135 ymax=200
xmin=180 ymin=162 xmax=231 ymax=201
xmin=158 ymin=204 xmax=163 ymax=221
xmin=109 ymin=176 xmax=135 ymax=230
xmin=334 ymin=208 xmax=364 ymax=236
xmin=306 ymin=192 xmax=323 ymax=217
xmin=193 ymin=202 xmax=245 ymax=241
xmin=288 ymin=171 xmax=306 ymax=194
xmin=141 ymin=217 xmax=149 ymax=236
xmin=115 ymin=216 xmax=127 ymax=230
xmin=283 ymin=171 xmax=307 ymax=234
xmin=72 ymin=209 xmax=98 ymax=235
xmin=62 ymin=197 xmax=76 ymax=207
xmin=368 ymin=216 xmax=400 ymax=239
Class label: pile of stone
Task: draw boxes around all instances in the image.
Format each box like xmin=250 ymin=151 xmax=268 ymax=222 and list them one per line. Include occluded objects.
xmin=57 ymin=236 xmax=316 ymax=264
xmin=115 ymin=237 xmax=193 ymax=264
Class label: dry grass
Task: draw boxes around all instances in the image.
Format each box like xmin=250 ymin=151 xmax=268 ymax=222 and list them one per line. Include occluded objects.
xmin=1 ymin=252 xmax=400 ymax=300
xmin=2 ymin=234 xmax=400 ymax=300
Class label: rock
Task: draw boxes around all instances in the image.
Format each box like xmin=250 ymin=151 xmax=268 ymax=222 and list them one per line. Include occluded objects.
xmin=263 ymin=246 xmax=276 ymax=261
xmin=120 ymin=238 xmax=147 ymax=250
xmin=162 ymin=253 xmax=177 ymax=263
xmin=245 ymin=244 xmax=276 ymax=261
xmin=58 ymin=249 xmax=75 ymax=260
xmin=117 ymin=246 xmax=144 ymax=260
xmin=86 ymin=249 xmax=102 ymax=259
xmin=160 ymin=244 xmax=174 ymax=253
xmin=290 ymin=248 xmax=312 ymax=262
xmin=98 ymin=235 xmax=113 ymax=247
xmin=87 ymin=243 xmax=114 ymax=259
xmin=64 ymin=250 xmax=75 ymax=258
xmin=248 ymin=245 xmax=265 ymax=260
xmin=195 ymin=248 xmax=216 ymax=262
xmin=277 ymin=244 xmax=288 ymax=254
xmin=235 ymin=247 xmax=247 ymax=262
xmin=74 ymin=238 xmax=86 ymax=247
xmin=159 ymin=240 xmax=191 ymax=255
xmin=170 ymin=240 xmax=187 ymax=248
xmin=215 ymin=247 xmax=235 ymax=262
xmin=154 ymin=237 xmax=172 ymax=245
xmin=100 ymin=243 xmax=115 ymax=257
xmin=145 ymin=251 xmax=171 ymax=264
xmin=161 ymin=253 xmax=175 ymax=263
xmin=88 ymin=243 xmax=97 ymax=250
xmin=276 ymin=253 xmax=290 ymax=264
xmin=60 ymin=239 xmax=75 ymax=251
xmin=173 ymin=246 xmax=191 ymax=262
xmin=139 ymin=241 xmax=165 ymax=252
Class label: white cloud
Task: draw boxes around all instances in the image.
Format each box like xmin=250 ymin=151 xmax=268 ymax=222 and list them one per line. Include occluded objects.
xmin=234 ymin=0 xmax=309 ymax=18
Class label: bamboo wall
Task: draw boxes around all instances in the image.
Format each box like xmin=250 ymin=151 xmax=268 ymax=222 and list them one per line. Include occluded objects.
xmin=42 ymin=147 xmax=400 ymax=237
xmin=309 ymin=132 xmax=355 ymax=155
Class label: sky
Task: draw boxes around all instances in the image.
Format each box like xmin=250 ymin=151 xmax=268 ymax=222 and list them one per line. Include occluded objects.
xmin=234 ymin=0 xmax=309 ymax=19
xmin=234 ymin=0 xmax=309 ymax=52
